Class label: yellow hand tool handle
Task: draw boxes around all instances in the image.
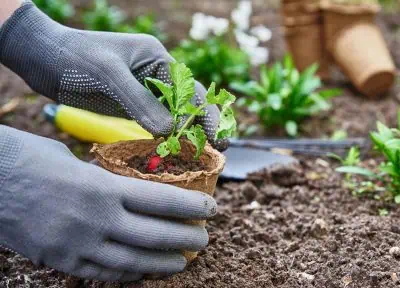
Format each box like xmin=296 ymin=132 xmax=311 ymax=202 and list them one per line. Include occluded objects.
xmin=44 ymin=104 xmax=153 ymax=144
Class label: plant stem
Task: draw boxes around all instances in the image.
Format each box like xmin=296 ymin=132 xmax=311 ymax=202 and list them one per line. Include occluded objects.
xmin=175 ymin=103 xmax=208 ymax=139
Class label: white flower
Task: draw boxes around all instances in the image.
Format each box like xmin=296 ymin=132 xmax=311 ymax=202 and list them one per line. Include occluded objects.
xmin=190 ymin=13 xmax=229 ymax=40
xmin=190 ymin=13 xmax=210 ymax=40
xmin=231 ymin=1 xmax=253 ymax=31
xmin=234 ymin=29 xmax=259 ymax=49
xmin=209 ymin=17 xmax=229 ymax=36
xmin=243 ymin=46 xmax=269 ymax=67
xmin=250 ymin=25 xmax=272 ymax=42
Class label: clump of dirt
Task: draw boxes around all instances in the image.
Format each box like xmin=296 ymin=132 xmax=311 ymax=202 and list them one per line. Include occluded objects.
xmin=127 ymin=153 xmax=206 ymax=175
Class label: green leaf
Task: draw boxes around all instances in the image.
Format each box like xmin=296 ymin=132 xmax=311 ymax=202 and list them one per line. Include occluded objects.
xmin=331 ymin=130 xmax=348 ymax=141
xmin=178 ymin=102 xmax=205 ymax=116
xmin=170 ymin=62 xmax=195 ymax=110
xmin=385 ymin=139 xmax=400 ymax=150
xmin=336 ymin=166 xmax=377 ymax=178
xmin=327 ymin=152 xmax=345 ymax=163
xmin=167 ymin=137 xmax=181 ymax=155
xmin=344 ymin=147 xmax=360 ymax=166
xmin=395 ymin=195 xmax=400 ymax=204
xmin=156 ymin=137 xmax=181 ymax=157
xmin=229 ymin=82 xmax=258 ymax=97
xmin=260 ymin=65 xmax=269 ymax=89
xmin=184 ymin=125 xmax=207 ymax=159
xmin=145 ymin=78 xmax=174 ymax=110
xmin=319 ymin=88 xmax=342 ymax=99
xmin=206 ymin=85 xmax=236 ymax=109
xmin=285 ymin=121 xmax=297 ymax=137
xmin=216 ymin=107 xmax=237 ymax=139
xmin=283 ymin=54 xmax=294 ymax=71
xmin=376 ymin=121 xmax=393 ymax=141
xmin=379 ymin=208 xmax=389 ymax=216
xmin=156 ymin=141 xmax=170 ymax=158
xmin=267 ymin=93 xmax=282 ymax=110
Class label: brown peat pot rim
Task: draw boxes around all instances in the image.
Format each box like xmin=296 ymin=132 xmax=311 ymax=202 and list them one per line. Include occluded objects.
xmin=90 ymin=138 xmax=225 ymax=185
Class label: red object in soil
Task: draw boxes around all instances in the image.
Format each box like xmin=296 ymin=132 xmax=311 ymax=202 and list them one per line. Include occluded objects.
xmin=147 ymin=155 xmax=162 ymax=172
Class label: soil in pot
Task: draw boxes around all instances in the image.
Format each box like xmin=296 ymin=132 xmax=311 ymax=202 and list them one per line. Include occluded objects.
xmin=127 ymin=153 xmax=206 ymax=175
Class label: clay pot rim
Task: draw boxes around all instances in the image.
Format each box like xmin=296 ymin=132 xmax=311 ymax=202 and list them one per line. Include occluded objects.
xmin=321 ymin=0 xmax=380 ymax=14
xmin=91 ymin=139 xmax=226 ymax=184
xmin=282 ymin=1 xmax=321 ymax=13
xmin=283 ymin=23 xmax=321 ymax=36
xmin=329 ymin=21 xmax=377 ymax=50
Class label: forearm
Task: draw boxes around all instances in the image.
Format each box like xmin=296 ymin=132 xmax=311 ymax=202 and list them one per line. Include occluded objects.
xmin=0 ymin=0 xmax=22 ymax=26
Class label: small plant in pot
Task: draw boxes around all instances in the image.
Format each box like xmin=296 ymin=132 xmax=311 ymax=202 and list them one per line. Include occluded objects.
xmin=91 ymin=62 xmax=237 ymax=261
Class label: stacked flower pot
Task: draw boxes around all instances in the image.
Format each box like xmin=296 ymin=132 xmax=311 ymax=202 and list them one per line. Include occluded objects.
xmin=282 ymin=0 xmax=331 ymax=79
xmin=282 ymin=0 xmax=396 ymax=97
xmin=321 ymin=0 xmax=395 ymax=97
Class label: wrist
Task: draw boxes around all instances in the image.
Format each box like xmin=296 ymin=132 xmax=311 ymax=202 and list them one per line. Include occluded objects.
xmin=0 ymin=0 xmax=22 ymax=27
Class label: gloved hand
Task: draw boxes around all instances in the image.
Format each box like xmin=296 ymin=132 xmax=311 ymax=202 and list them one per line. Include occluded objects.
xmin=0 ymin=126 xmax=217 ymax=282
xmin=0 ymin=1 xmax=227 ymax=150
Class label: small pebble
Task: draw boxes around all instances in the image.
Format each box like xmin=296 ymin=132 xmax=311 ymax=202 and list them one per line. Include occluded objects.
xmin=311 ymin=218 xmax=329 ymax=238
xmin=298 ymin=272 xmax=315 ymax=281
xmin=389 ymin=246 xmax=400 ymax=258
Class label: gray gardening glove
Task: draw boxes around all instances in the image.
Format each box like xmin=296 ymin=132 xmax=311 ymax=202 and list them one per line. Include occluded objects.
xmin=0 ymin=1 xmax=227 ymax=151
xmin=0 ymin=125 xmax=217 ymax=282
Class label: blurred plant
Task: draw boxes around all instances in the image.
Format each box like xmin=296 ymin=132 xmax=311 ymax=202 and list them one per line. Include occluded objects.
xmin=82 ymin=0 xmax=125 ymax=32
xmin=331 ymin=129 xmax=348 ymax=141
xmin=231 ymin=55 xmax=341 ymax=136
xmin=336 ymin=115 xmax=400 ymax=203
xmin=118 ymin=15 xmax=167 ymax=42
xmin=172 ymin=1 xmax=272 ymax=86
xmin=172 ymin=38 xmax=250 ymax=87
xmin=82 ymin=0 xmax=166 ymax=42
xmin=33 ymin=0 xmax=75 ymax=23
xmin=329 ymin=146 xmax=361 ymax=166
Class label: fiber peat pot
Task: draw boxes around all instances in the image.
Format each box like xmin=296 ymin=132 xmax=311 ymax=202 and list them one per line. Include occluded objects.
xmin=332 ymin=23 xmax=395 ymax=97
xmin=321 ymin=0 xmax=380 ymax=50
xmin=284 ymin=24 xmax=330 ymax=79
xmin=90 ymin=138 xmax=225 ymax=262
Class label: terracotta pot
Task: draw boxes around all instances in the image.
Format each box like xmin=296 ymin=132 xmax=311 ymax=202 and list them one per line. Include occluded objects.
xmin=284 ymin=24 xmax=330 ymax=79
xmin=332 ymin=23 xmax=396 ymax=97
xmin=90 ymin=139 xmax=225 ymax=262
xmin=321 ymin=0 xmax=380 ymax=50
xmin=281 ymin=0 xmax=321 ymax=18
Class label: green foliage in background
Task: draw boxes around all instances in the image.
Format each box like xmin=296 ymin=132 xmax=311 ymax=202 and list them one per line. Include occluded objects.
xmin=33 ymin=0 xmax=75 ymax=23
xmin=336 ymin=114 xmax=400 ymax=203
xmin=171 ymin=37 xmax=250 ymax=87
xmin=231 ymin=55 xmax=342 ymax=137
xmin=82 ymin=0 xmax=167 ymax=42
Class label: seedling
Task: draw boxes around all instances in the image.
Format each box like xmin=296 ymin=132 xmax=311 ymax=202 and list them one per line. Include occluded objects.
xmin=33 ymin=0 xmax=74 ymax=23
xmin=145 ymin=62 xmax=237 ymax=162
xmin=231 ymin=55 xmax=342 ymax=137
xmin=336 ymin=115 xmax=400 ymax=203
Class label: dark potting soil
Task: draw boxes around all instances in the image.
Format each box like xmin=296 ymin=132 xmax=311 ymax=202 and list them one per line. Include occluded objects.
xmin=127 ymin=153 xmax=206 ymax=175
xmin=2 ymin=159 xmax=400 ymax=288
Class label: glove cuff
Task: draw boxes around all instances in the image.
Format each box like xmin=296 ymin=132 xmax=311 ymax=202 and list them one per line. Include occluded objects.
xmin=0 ymin=125 xmax=22 ymax=194
xmin=0 ymin=2 xmax=66 ymax=99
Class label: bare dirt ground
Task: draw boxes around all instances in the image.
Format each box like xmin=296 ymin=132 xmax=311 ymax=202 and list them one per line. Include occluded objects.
xmin=1 ymin=1 xmax=400 ymax=287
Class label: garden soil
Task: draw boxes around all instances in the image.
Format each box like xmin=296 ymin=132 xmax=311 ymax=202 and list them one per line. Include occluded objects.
xmin=1 ymin=1 xmax=400 ymax=287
